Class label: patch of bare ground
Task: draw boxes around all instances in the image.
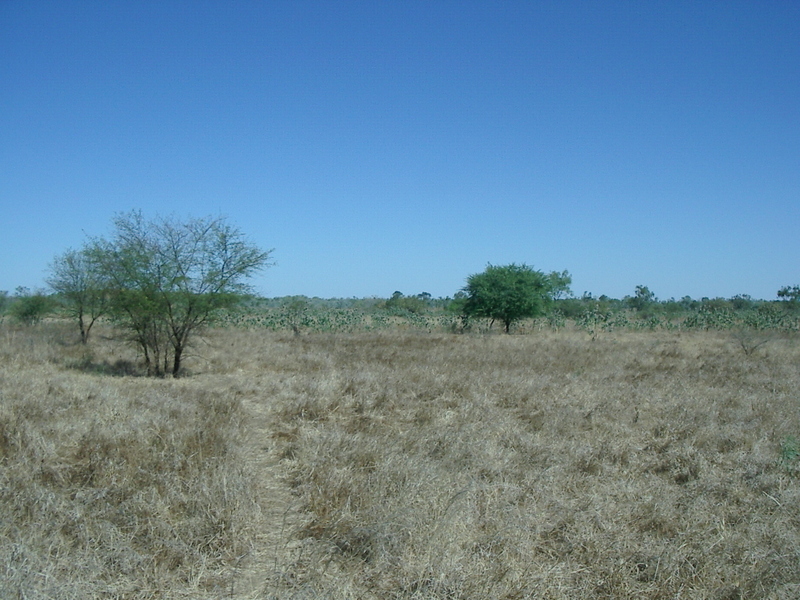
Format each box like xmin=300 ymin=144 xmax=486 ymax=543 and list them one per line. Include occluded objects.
xmin=2 ymin=323 xmax=800 ymax=599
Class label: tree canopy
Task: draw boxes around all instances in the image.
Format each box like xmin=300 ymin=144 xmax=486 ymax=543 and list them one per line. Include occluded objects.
xmin=626 ymin=285 xmax=657 ymax=312
xmin=462 ymin=263 xmax=565 ymax=332
xmin=48 ymin=248 xmax=109 ymax=343
xmin=778 ymin=285 xmax=800 ymax=303
xmin=84 ymin=211 xmax=272 ymax=376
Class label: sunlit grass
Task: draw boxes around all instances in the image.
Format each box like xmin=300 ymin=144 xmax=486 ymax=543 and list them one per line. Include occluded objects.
xmin=2 ymin=322 xmax=799 ymax=598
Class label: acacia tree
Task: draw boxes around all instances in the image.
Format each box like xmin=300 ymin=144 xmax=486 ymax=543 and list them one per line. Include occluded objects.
xmin=778 ymin=285 xmax=800 ymax=303
xmin=547 ymin=270 xmax=573 ymax=300
xmin=88 ymin=211 xmax=272 ymax=376
xmin=462 ymin=263 xmax=559 ymax=333
xmin=626 ymin=285 xmax=656 ymax=312
xmin=48 ymin=248 xmax=109 ymax=343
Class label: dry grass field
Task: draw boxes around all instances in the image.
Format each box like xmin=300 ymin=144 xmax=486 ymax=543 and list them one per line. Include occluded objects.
xmin=1 ymin=321 xmax=799 ymax=598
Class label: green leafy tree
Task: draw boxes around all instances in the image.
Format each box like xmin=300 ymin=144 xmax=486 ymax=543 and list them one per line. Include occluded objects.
xmin=9 ymin=287 xmax=54 ymax=325
xmin=778 ymin=285 xmax=800 ymax=303
xmin=88 ymin=211 xmax=272 ymax=376
xmin=384 ymin=291 xmax=428 ymax=315
xmin=661 ymin=298 xmax=684 ymax=318
xmin=547 ymin=270 xmax=573 ymax=300
xmin=47 ymin=248 xmax=109 ymax=343
xmin=462 ymin=263 xmax=555 ymax=333
xmin=730 ymin=294 xmax=755 ymax=311
xmin=283 ymin=297 xmax=310 ymax=336
xmin=446 ymin=291 xmax=468 ymax=314
xmin=626 ymin=285 xmax=656 ymax=312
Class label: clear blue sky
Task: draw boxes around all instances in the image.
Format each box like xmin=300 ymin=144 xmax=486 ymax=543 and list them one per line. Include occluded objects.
xmin=2 ymin=1 xmax=798 ymax=300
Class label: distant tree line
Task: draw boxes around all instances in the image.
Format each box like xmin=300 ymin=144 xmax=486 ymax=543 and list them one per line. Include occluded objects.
xmin=5 ymin=280 xmax=799 ymax=333
xmin=3 ymin=240 xmax=799 ymax=348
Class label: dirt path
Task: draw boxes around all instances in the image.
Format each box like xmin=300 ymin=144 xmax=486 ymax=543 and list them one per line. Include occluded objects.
xmin=227 ymin=395 xmax=305 ymax=599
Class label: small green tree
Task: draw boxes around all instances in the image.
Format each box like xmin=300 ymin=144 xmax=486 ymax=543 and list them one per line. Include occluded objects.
xmin=446 ymin=291 xmax=468 ymax=313
xmin=283 ymin=297 xmax=310 ymax=336
xmin=48 ymin=248 xmax=109 ymax=343
xmin=547 ymin=270 xmax=573 ymax=300
xmin=9 ymin=287 xmax=54 ymax=325
xmin=88 ymin=211 xmax=272 ymax=376
xmin=462 ymin=263 xmax=555 ymax=333
xmin=778 ymin=285 xmax=800 ymax=304
xmin=626 ymin=285 xmax=656 ymax=313
xmin=384 ymin=291 xmax=428 ymax=315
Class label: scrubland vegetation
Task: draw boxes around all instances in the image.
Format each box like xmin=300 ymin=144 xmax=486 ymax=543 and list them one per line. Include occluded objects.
xmin=1 ymin=316 xmax=799 ymax=598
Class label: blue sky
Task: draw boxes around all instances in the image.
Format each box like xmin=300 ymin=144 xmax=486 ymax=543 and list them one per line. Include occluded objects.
xmin=2 ymin=1 xmax=798 ymax=300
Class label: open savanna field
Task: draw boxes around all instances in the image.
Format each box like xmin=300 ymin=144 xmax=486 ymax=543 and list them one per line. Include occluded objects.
xmin=1 ymin=322 xmax=799 ymax=599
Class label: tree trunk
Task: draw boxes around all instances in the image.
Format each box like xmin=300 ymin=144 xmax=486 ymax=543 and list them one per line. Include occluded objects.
xmin=142 ymin=343 xmax=152 ymax=376
xmin=172 ymin=345 xmax=183 ymax=377
xmin=79 ymin=318 xmax=88 ymax=344
xmin=83 ymin=317 xmax=97 ymax=344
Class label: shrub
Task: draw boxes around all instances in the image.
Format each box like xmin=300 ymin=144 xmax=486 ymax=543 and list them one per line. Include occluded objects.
xmin=9 ymin=288 xmax=54 ymax=325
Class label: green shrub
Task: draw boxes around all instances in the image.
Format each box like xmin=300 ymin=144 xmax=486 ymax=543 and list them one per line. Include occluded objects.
xmin=9 ymin=290 xmax=54 ymax=325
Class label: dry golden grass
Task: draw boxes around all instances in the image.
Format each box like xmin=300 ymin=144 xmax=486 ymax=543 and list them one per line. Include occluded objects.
xmin=235 ymin=328 xmax=800 ymax=599
xmin=0 ymin=323 xmax=260 ymax=599
xmin=1 ymin=322 xmax=799 ymax=599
